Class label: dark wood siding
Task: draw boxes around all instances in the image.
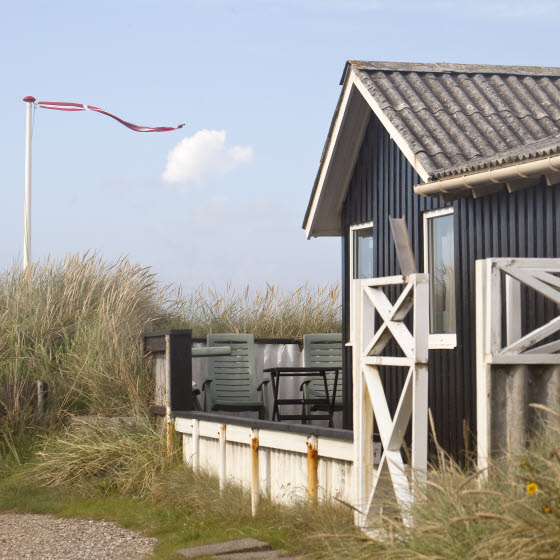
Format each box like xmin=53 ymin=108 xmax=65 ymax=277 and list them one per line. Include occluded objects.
xmin=340 ymin=114 xmax=560 ymax=460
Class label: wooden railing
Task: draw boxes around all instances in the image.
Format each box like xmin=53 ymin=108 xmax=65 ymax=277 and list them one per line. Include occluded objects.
xmin=351 ymin=273 xmax=429 ymax=527
xmin=476 ymin=258 xmax=560 ymax=471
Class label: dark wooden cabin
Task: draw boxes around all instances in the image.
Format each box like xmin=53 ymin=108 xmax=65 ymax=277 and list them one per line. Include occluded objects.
xmin=303 ymin=61 xmax=560 ymax=458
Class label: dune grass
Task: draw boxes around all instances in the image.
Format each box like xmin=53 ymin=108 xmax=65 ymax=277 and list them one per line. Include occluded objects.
xmin=0 ymin=253 xmax=341 ymax=455
xmin=174 ymin=282 xmax=341 ymax=339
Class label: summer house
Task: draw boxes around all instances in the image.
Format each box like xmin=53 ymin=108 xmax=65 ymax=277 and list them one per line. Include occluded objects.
xmin=303 ymin=61 xmax=560 ymax=458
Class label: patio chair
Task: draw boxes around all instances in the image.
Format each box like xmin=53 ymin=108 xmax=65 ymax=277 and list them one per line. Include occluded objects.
xmin=202 ymin=333 xmax=270 ymax=420
xmin=300 ymin=333 xmax=343 ymax=423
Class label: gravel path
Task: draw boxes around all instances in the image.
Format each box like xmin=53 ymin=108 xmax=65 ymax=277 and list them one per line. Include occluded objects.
xmin=0 ymin=513 xmax=156 ymax=559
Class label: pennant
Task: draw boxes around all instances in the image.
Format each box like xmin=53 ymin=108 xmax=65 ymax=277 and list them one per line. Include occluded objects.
xmin=31 ymin=98 xmax=184 ymax=132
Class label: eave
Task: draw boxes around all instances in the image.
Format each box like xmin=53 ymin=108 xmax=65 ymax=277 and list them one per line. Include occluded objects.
xmin=414 ymin=154 xmax=560 ymax=201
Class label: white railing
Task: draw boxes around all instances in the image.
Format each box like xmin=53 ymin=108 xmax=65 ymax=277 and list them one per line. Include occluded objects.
xmin=476 ymin=258 xmax=560 ymax=471
xmin=351 ymin=273 xmax=429 ymax=527
xmin=175 ymin=416 xmax=354 ymax=509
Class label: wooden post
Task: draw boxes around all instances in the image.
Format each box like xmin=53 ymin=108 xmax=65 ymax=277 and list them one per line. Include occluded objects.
xmin=307 ymin=435 xmax=318 ymax=504
xmin=250 ymin=428 xmax=260 ymax=516
xmin=412 ymin=275 xmax=429 ymax=484
xmin=219 ymin=424 xmax=227 ymax=491
xmin=143 ymin=330 xmax=193 ymax=456
xmin=192 ymin=419 xmax=200 ymax=471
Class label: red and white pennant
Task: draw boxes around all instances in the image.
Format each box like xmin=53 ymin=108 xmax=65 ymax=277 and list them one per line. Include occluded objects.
xmin=23 ymin=96 xmax=184 ymax=132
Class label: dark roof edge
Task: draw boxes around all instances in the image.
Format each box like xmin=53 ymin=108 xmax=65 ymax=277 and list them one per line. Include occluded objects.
xmin=348 ymin=60 xmax=560 ymax=77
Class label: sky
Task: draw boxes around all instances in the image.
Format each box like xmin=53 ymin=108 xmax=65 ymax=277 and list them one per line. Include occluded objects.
xmin=1 ymin=0 xmax=559 ymax=293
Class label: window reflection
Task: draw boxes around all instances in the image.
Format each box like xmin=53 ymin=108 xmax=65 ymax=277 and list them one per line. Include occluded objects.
xmin=353 ymin=227 xmax=374 ymax=279
xmin=428 ymin=214 xmax=456 ymax=334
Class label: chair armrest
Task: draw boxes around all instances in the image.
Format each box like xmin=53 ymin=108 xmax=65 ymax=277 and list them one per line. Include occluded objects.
xmin=257 ymin=379 xmax=270 ymax=391
xmin=299 ymin=379 xmax=312 ymax=391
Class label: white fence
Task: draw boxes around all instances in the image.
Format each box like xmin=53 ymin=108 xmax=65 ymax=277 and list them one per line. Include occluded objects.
xmin=175 ymin=415 xmax=355 ymax=507
xmin=476 ymin=258 xmax=560 ymax=471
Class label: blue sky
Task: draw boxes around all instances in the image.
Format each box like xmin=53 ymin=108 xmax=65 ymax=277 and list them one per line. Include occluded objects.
xmin=1 ymin=0 xmax=558 ymax=291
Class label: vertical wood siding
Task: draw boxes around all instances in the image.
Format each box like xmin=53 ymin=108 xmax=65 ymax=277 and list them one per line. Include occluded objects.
xmin=340 ymin=114 xmax=560 ymax=459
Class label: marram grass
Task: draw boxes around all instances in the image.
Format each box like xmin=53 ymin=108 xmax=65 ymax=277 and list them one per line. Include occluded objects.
xmin=22 ymin=419 xmax=176 ymax=497
xmin=173 ymin=282 xmax=341 ymax=339
xmin=0 ymin=252 xmax=340 ymax=451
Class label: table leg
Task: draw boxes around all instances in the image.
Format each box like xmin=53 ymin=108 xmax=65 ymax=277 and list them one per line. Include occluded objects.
xmin=272 ymin=372 xmax=280 ymax=422
xmin=331 ymin=370 xmax=339 ymax=411
xmin=321 ymin=373 xmax=333 ymax=428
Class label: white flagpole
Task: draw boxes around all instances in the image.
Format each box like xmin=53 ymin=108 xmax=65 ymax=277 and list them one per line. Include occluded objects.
xmin=23 ymin=96 xmax=36 ymax=271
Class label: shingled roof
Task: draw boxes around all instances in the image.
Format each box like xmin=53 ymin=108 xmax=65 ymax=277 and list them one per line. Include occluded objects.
xmin=348 ymin=61 xmax=560 ymax=179
xmin=304 ymin=60 xmax=560 ymax=237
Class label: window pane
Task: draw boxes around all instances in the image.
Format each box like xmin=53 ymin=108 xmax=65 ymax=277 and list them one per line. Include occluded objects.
xmin=428 ymin=214 xmax=456 ymax=334
xmin=353 ymin=228 xmax=374 ymax=279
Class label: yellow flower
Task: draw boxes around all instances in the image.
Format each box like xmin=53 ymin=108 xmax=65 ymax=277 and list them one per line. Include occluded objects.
xmin=527 ymin=482 xmax=538 ymax=494
xmin=544 ymin=506 xmax=552 ymax=514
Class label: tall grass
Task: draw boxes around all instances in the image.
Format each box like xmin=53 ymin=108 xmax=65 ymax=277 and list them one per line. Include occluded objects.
xmin=0 ymin=253 xmax=341 ymax=456
xmin=0 ymin=253 xmax=172 ymax=423
xmin=23 ymin=419 xmax=175 ymax=497
xmin=174 ymin=282 xmax=341 ymax=339
xmin=347 ymin=409 xmax=560 ymax=560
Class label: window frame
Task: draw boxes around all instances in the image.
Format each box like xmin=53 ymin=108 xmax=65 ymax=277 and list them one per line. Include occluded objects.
xmin=348 ymin=222 xmax=374 ymax=349
xmin=350 ymin=221 xmax=374 ymax=281
xmin=423 ymin=207 xmax=457 ymax=350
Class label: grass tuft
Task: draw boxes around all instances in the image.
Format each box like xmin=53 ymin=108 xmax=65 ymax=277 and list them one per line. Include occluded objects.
xmin=22 ymin=420 xmax=178 ymax=497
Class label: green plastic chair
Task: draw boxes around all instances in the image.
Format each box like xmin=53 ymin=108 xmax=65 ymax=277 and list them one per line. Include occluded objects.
xmin=202 ymin=334 xmax=270 ymax=420
xmin=300 ymin=333 xmax=343 ymax=423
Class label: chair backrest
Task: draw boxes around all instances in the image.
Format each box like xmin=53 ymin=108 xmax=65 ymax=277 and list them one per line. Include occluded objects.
xmin=303 ymin=333 xmax=343 ymax=401
xmin=206 ymin=333 xmax=258 ymax=406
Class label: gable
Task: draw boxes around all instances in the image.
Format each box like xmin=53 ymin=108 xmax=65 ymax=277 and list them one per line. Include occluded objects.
xmin=304 ymin=60 xmax=560 ymax=237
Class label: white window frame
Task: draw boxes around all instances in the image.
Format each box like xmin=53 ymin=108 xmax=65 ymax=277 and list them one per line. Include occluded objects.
xmin=349 ymin=222 xmax=374 ymax=281
xmin=423 ymin=207 xmax=457 ymax=350
xmin=348 ymin=222 xmax=374 ymax=348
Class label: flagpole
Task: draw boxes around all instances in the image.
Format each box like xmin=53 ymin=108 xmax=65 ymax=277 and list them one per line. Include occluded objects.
xmin=22 ymin=96 xmax=35 ymax=271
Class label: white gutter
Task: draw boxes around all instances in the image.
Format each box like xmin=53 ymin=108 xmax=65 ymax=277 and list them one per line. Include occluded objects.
xmin=414 ymin=153 xmax=560 ymax=197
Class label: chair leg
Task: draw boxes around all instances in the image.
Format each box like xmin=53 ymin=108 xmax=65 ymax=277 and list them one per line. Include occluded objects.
xmin=260 ymin=386 xmax=270 ymax=421
xmin=302 ymin=402 xmax=310 ymax=424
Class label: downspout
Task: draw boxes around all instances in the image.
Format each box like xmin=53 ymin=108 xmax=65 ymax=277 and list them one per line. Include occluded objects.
xmin=414 ymin=154 xmax=560 ymax=197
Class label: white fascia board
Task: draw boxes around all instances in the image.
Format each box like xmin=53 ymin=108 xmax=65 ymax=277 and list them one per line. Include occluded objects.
xmin=305 ymin=76 xmax=356 ymax=239
xmin=351 ymin=70 xmax=431 ymax=183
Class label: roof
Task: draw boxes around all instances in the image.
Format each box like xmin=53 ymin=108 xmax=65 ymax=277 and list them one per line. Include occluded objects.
xmin=304 ymin=60 xmax=560 ymax=237
xmin=349 ymin=61 xmax=560 ymax=180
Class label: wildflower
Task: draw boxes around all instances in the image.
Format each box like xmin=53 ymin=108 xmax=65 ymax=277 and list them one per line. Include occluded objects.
xmin=527 ymin=482 xmax=538 ymax=494
xmin=544 ymin=506 xmax=552 ymax=514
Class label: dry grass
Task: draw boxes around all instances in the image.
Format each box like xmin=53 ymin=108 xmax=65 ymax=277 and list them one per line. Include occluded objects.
xmin=173 ymin=282 xmax=341 ymax=339
xmin=0 ymin=253 xmax=172 ymax=425
xmin=0 ymin=254 xmax=340 ymax=419
xmin=0 ymin=252 xmax=340 ymax=460
xmin=339 ymin=411 xmax=560 ymax=560
xmin=22 ymin=419 xmax=176 ymax=497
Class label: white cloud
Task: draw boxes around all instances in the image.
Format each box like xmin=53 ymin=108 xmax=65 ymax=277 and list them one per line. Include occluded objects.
xmin=162 ymin=129 xmax=253 ymax=186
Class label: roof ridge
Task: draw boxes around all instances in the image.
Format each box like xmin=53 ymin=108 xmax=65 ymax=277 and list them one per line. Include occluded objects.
xmin=349 ymin=60 xmax=560 ymax=78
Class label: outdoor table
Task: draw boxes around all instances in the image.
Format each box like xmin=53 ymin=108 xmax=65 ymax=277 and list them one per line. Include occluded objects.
xmin=263 ymin=366 xmax=341 ymax=427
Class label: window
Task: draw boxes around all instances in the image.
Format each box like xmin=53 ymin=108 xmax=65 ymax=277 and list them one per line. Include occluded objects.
xmin=351 ymin=223 xmax=374 ymax=279
xmin=423 ymin=208 xmax=456 ymax=349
